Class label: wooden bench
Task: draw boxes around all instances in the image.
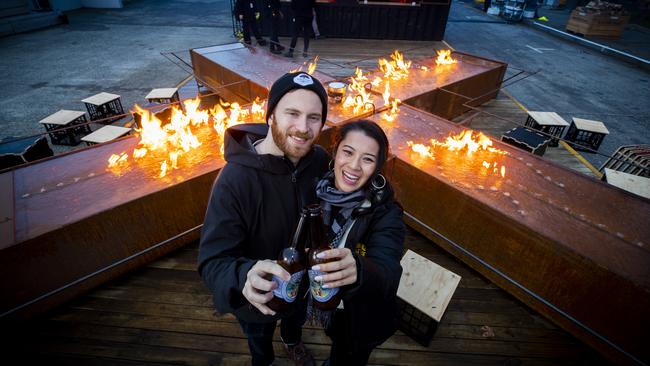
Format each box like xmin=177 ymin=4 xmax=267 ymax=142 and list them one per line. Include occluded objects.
xmin=81 ymin=125 xmax=132 ymax=146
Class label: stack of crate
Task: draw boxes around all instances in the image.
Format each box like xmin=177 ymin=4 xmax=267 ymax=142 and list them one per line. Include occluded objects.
xmin=565 ymin=2 xmax=630 ymax=38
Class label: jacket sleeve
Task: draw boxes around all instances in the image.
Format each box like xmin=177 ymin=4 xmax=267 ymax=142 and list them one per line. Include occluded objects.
xmin=344 ymin=202 xmax=405 ymax=301
xmin=234 ymin=0 xmax=245 ymax=16
xmin=197 ymin=170 xmax=256 ymax=316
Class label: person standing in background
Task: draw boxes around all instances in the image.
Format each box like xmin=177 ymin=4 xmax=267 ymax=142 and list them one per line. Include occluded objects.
xmin=266 ymin=0 xmax=286 ymax=54
xmin=285 ymin=0 xmax=315 ymax=58
xmin=235 ymin=0 xmax=268 ymax=46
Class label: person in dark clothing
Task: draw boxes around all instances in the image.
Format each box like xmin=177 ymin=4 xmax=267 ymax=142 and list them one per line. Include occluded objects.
xmin=235 ymin=0 xmax=268 ymax=46
xmin=313 ymin=120 xmax=405 ymax=366
xmin=265 ymin=0 xmax=285 ymax=54
xmin=285 ymin=0 xmax=315 ymax=58
xmin=198 ymin=72 xmax=330 ymax=366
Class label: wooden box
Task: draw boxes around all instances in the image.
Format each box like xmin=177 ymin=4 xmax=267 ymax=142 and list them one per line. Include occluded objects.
xmin=396 ymin=249 xmax=461 ymax=346
xmin=566 ymin=9 xmax=630 ymax=38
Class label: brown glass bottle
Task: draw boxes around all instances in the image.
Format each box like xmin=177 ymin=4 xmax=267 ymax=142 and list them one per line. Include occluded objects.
xmin=267 ymin=208 xmax=308 ymax=314
xmin=307 ymin=204 xmax=342 ymax=311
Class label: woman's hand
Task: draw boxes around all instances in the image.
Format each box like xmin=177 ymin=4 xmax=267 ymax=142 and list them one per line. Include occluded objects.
xmin=312 ymin=248 xmax=357 ymax=289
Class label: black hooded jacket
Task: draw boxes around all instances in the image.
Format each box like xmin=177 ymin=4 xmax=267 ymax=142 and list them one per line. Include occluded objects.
xmin=197 ymin=123 xmax=329 ymax=322
xmin=327 ymin=182 xmax=405 ymax=350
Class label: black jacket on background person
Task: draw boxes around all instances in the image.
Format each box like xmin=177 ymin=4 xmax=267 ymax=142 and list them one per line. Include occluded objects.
xmin=197 ymin=123 xmax=329 ymax=323
xmin=265 ymin=0 xmax=281 ymax=12
xmin=234 ymin=0 xmax=259 ymax=17
xmin=326 ymin=182 xmax=406 ymax=352
xmin=291 ymin=0 xmax=315 ymax=18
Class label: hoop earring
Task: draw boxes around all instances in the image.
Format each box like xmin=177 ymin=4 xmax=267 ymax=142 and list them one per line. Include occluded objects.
xmin=328 ymin=160 xmax=334 ymax=171
xmin=371 ymin=174 xmax=386 ymax=190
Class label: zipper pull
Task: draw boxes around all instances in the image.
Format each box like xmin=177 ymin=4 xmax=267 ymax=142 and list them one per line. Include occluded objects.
xmin=291 ymin=171 xmax=297 ymax=183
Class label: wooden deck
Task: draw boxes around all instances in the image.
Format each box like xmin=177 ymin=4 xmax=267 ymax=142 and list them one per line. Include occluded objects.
xmin=7 ymin=228 xmax=609 ymax=365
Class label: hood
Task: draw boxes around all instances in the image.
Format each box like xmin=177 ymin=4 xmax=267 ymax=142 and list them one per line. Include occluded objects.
xmin=223 ymin=123 xmax=316 ymax=174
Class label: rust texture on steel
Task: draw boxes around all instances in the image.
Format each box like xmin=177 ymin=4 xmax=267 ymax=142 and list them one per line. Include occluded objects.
xmin=362 ymin=105 xmax=649 ymax=364
xmin=190 ymin=43 xmax=334 ymax=104
xmin=0 ymin=131 xmax=227 ymax=318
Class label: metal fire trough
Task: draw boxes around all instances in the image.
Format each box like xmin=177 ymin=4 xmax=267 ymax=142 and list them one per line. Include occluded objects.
xmin=1 ymin=43 xmax=648 ymax=365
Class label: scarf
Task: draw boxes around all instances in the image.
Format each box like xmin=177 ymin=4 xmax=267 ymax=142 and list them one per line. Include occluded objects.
xmin=308 ymin=171 xmax=367 ymax=329
xmin=315 ymin=171 xmax=367 ymax=248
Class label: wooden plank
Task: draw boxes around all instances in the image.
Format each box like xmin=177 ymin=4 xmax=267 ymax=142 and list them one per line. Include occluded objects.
xmin=398 ymin=249 xmax=461 ymax=321
xmin=82 ymin=92 xmax=121 ymax=106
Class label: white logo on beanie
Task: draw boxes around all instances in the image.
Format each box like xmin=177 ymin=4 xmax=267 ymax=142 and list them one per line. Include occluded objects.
xmin=293 ymin=73 xmax=314 ymax=87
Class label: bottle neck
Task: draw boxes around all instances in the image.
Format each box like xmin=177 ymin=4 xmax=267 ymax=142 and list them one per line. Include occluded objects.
xmin=291 ymin=212 xmax=307 ymax=249
xmin=309 ymin=212 xmax=330 ymax=250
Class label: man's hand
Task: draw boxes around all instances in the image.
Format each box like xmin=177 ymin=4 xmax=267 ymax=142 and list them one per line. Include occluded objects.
xmin=255 ymin=12 xmax=261 ymax=20
xmin=243 ymin=260 xmax=289 ymax=316
xmin=311 ymin=248 xmax=357 ymax=289
xmin=238 ymin=14 xmax=244 ymax=20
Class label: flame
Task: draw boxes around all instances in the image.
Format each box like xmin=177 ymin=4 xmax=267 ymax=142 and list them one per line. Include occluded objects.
xmin=381 ymin=98 xmax=401 ymax=123
xmin=382 ymin=81 xmax=391 ymax=106
xmin=420 ymin=66 xmax=429 ymax=72
xmin=378 ymin=50 xmax=411 ymax=81
xmin=108 ymin=97 xmax=263 ymax=178
xmin=250 ymin=97 xmax=266 ymax=121
xmin=342 ymin=67 xmax=374 ymax=114
xmin=408 ymin=131 xmax=507 ymax=178
xmin=435 ymin=49 xmax=457 ymax=66
xmin=307 ymin=56 xmax=319 ymax=75
xmin=108 ymin=152 xmax=128 ymax=168
xmin=407 ymin=141 xmax=434 ymax=160
xmin=431 ymin=130 xmax=506 ymax=156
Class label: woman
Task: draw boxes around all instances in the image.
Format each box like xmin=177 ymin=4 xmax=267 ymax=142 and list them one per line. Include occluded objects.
xmin=313 ymin=120 xmax=405 ymax=365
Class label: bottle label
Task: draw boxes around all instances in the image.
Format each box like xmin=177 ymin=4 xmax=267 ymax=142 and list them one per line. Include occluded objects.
xmin=272 ymin=271 xmax=304 ymax=303
xmin=308 ymin=269 xmax=339 ymax=302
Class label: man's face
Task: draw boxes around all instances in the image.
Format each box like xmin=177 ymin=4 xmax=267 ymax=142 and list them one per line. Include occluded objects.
xmin=269 ymin=89 xmax=323 ymax=163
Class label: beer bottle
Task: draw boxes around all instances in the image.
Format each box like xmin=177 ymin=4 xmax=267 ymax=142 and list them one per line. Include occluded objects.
xmin=307 ymin=204 xmax=342 ymax=311
xmin=267 ymin=208 xmax=308 ymax=314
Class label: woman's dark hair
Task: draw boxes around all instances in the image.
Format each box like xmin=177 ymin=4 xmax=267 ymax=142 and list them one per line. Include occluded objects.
xmin=333 ymin=119 xmax=390 ymax=176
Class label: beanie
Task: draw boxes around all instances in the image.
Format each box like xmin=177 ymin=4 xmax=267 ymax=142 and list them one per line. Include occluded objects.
xmin=265 ymin=72 xmax=328 ymax=125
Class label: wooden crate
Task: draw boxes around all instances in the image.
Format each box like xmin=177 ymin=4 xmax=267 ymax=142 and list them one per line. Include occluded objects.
xmin=565 ymin=9 xmax=630 ymax=38
xmin=396 ymin=249 xmax=461 ymax=346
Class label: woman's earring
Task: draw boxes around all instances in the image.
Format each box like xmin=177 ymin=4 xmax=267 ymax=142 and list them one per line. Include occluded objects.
xmin=328 ymin=160 xmax=334 ymax=171
xmin=372 ymin=174 xmax=386 ymax=190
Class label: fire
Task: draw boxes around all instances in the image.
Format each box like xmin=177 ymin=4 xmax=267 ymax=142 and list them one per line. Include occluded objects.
xmin=307 ymin=56 xmax=319 ymax=75
xmin=108 ymin=97 xmax=263 ymax=178
xmin=435 ymin=49 xmax=457 ymax=66
xmin=408 ymin=130 xmax=507 ymax=178
xmin=431 ymin=130 xmax=506 ymax=156
xmin=381 ymin=98 xmax=401 ymax=123
xmin=343 ymin=67 xmax=374 ymax=114
xmin=378 ymin=50 xmax=411 ymax=81
xmin=289 ymin=56 xmax=319 ymax=74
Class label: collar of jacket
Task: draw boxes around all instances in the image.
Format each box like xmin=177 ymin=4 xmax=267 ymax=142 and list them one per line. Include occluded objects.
xmin=223 ymin=123 xmax=318 ymax=175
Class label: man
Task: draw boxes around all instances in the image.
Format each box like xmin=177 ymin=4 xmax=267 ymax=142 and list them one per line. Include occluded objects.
xmin=198 ymin=72 xmax=329 ymax=366
xmin=235 ymin=0 xmax=268 ymax=46
xmin=285 ymin=0 xmax=315 ymax=58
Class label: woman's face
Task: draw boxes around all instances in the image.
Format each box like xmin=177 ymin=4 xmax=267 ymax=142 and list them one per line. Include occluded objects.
xmin=333 ymin=130 xmax=380 ymax=193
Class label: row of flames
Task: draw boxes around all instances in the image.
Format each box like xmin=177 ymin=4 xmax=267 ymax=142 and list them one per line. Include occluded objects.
xmin=342 ymin=49 xmax=457 ymax=122
xmin=106 ymin=49 xmax=502 ymax=180
xmin=108 ymin=97 xmax=266 ymax=178
xmin=407 ymin=130 xmax=508 ymax=178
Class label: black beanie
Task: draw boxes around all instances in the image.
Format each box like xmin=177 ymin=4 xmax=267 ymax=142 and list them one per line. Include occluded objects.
xmin=266 ymin=72 xmax=328 ymax=125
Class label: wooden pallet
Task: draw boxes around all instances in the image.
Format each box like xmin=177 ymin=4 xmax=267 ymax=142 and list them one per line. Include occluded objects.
xmin=565 ymin=10 xmax=630 ymax=38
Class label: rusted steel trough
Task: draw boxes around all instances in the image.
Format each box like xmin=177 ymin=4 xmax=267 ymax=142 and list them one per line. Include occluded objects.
xmin=0 ymin=130 xmax=226 ymax=319
xmin=1 ymin=43 xmax=648 ymax=365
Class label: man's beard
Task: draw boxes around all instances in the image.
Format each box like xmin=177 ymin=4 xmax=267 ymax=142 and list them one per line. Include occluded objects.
xmin=271 ymin=123 xmax=313 ymax=160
